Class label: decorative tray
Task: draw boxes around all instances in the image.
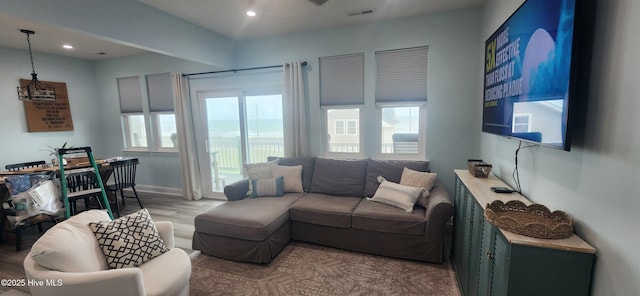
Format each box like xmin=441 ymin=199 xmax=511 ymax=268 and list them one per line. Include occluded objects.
xmin=484 ymin=200 xmax=574 ymax=239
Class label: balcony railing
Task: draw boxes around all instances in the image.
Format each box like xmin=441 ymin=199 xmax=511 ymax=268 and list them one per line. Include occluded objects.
xmin=210 ymin=138 xmax=284 ymax=173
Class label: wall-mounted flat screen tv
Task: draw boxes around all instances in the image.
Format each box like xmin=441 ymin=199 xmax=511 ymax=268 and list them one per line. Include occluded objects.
xmin=482 ymin=0 xmax=590 ymax=151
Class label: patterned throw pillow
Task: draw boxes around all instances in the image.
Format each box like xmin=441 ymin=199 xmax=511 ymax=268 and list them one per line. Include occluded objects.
xmin=369 ymin=176 xmax=424 ymax=213
xmin=399 ymin=167 xmax=438 ymax=208
xmin=251 ymin=176 xmax=284 ymax=198
xmin=89 ymin=209 xmax=168 ymax=269
xmin=271 ymin=165 xmax=304 ymax=193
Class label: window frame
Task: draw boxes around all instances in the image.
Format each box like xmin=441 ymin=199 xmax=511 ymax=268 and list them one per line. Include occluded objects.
xmin=152 ymin=111 xmax=179 ymax=152
xmin=322 ymin=106 xmax=364 ymax=157
xmin=121 ymin=113 xmax=150 ymax=151
xmin=375 ymin=102 xmax=427 ymax=160
xmin=346 ymin=119 xmax=358 ymax=136
xmin=334 ymin=120 xmax=346 ymax=135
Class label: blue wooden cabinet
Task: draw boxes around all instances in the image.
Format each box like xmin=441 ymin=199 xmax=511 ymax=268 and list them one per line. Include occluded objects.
xmin=452 ymin=170 xmax=596 ymax=296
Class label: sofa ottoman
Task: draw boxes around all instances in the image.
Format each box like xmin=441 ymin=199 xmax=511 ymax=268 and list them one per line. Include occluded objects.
xmin=192 ymin=194 xmax=302 ymax=263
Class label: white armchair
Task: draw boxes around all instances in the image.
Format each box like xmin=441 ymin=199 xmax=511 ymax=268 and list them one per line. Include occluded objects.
xmin=23 ymin=210 xmax=191 ymax=296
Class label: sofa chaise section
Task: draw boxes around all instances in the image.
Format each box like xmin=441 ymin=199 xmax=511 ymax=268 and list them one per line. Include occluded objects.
xmin=192 ymin=193 xmax=302 ymax=263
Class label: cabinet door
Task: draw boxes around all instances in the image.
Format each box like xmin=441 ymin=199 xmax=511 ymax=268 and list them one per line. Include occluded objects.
xmin=488 ymin=231 xmax=510 ymax=296
xmin=466 ymin=200 xmax=484 ymax=296
xmin=477 ymin=219 xmax=496 ymax=296
xmin=452 ymin=177 xmax=466 ymax=266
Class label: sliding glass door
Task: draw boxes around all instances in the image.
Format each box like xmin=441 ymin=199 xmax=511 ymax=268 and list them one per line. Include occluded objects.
xmin=196 ymin=90 xmax=284 ymax=196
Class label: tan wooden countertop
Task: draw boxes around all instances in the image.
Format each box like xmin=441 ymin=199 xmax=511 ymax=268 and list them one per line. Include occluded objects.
xmin=455 ymin=169 xmax=596 ymax=254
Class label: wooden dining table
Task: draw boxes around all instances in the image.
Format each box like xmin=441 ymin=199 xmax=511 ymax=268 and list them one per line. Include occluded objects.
xmin=0 ymin=157 xmax=136 ymax=201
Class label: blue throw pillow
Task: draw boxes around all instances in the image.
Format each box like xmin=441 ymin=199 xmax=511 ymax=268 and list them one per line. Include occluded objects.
xmin=250 ymin=176 xmax=284 ymax=198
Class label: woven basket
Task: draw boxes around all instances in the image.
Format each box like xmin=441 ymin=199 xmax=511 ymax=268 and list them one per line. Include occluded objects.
xmin=484 ymin=200 xmax=574 ymax=239
xmin=467 ymin=159 xmax=492 ymax=178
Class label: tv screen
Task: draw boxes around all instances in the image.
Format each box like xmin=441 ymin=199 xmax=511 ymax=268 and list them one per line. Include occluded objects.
xmin=482 ymin=0 xmax=585 ymax=151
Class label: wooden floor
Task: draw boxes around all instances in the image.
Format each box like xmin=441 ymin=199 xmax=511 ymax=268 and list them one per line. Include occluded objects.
xmin=0 ymin=193 xmax=224 ymax=295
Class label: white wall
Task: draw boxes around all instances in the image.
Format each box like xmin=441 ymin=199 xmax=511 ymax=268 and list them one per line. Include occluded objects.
xmin=93 ymin=53 xmax=214 ymax=189
xmin=481 ymin=0 xmax=640 ymax=295
xmin=0 ymin=47 xmax=102 ymax=167
xmin=235 ymin=8 xmax=483 ymax=192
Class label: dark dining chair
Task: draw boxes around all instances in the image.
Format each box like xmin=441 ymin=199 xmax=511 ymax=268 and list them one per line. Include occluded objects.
xmin=62 ymin=171 xmax=107 ymax=217
xmin=105 ymin=158 xmax=143 ymax=216
xmin=5 ymin=160 xmax=46 ymax=171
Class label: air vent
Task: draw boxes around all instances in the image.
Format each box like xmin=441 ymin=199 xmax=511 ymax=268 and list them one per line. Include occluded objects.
xmin=347 ymin=9 xmax=375 ymax=17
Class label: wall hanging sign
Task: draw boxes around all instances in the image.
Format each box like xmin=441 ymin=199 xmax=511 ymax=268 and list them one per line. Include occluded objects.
xmin=21 ymin=79 xmax=74 ymax=132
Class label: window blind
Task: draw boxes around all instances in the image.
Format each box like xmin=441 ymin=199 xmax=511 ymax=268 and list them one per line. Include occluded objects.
xmin=117 ymin=76 xmax=143 ymax=113
xmin=146 ymin=73 xmax=174 ymax=112
xmin=376 ymin=46 xmax=429 ymax=103
xmin=320 ymin=53 xmax=364 ymax=106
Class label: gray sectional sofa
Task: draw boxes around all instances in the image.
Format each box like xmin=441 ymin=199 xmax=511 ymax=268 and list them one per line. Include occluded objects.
xmin=192 ymin=157 xmax=453 ymax=264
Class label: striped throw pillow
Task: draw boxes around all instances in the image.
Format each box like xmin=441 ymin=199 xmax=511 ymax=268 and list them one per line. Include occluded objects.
xmin=369 ymin=176 xmax=424 ymax=213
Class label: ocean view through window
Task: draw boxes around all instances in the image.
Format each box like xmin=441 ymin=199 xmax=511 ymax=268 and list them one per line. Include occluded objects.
xmin=203 ymin=93 xmax=284 ymax=192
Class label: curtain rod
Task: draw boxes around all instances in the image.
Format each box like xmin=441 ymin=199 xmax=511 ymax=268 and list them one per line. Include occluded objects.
xmin=182 ymin=61 xmax=307 ymax=77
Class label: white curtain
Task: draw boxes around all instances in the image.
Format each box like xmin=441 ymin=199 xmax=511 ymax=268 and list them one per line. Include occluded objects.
xmin=283 ymin=62 xmax=309 ymax=157
xmin=172 ymin=73 xmax=203 ymax=200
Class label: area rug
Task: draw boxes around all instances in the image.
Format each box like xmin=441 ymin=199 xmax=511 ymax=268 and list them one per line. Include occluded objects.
xmin=190 ymin=242 xmax=457 ymax=296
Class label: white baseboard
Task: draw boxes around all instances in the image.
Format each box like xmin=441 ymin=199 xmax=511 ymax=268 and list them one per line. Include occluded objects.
xmin=124 ymin=185 xmax=228 ymax=201
xmin=128 ymin=185 xmax=183 ymax=198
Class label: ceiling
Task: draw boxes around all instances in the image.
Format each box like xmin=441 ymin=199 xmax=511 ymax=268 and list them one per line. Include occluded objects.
xmin=0 ymin=14 xmax=147 ymax=60
xmin=0 ymin=0 xmax=483 ymax=61
xmin=139 ymin=0 xmax=484 ymax=40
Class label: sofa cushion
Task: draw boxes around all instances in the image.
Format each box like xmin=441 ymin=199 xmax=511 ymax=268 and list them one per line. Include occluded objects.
xmin=352 ymin=199 xmax=427 ymax=235
xmin=364 ymin=159 xmax=430 ymax=197
xmin=89 ymin=209 xmax=169 ymax=269
xmin=194 ymin=194 xmax=302 ymax=241
xmin=30 ymin=209 xmax=111 ymax=272
xmin=310 ymin=158 xmax=367 ymax=197
xmin=268 ymin=156 xmax=315 ymax=192
xmin=369 ymin=177 xmax=424 ymax=213
xmin=271 ymin=165 xmax=304 ymax=193
xmin=289 ymin=193 xmax=362 ymax=228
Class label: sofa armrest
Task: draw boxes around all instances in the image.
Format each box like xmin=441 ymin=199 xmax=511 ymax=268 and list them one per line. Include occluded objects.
xmin=424 ymin=180 xmax=454 ymax=238
xmin=24 ymin=255 xmax=145 ymax=296
xmin=223 ymin=179 xmax=250 ymax=201
xmin=155 ymin=221 xmax=175 ymax=249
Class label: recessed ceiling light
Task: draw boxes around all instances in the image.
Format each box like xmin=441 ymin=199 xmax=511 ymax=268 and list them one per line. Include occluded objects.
xmin=246 ymin=10 xmax=257 ymax=17
xmin=62 ymin=44 xmax=74 ymax=49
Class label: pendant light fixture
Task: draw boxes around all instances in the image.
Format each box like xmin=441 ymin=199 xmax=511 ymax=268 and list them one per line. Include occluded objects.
xmin=16 ymin=29 xmax=56 ymax=102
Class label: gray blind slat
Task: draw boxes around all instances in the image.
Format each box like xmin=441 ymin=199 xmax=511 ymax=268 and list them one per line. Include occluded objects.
xmin=147 ymin=73 xmax=174 ymax=112
xmin=117 ymin=76 xmax=143 ymax=113
xmin=320 ymin=53 xmax=364 ymax=106
xmin=376 ymin=46 xmax=429 ymax=103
